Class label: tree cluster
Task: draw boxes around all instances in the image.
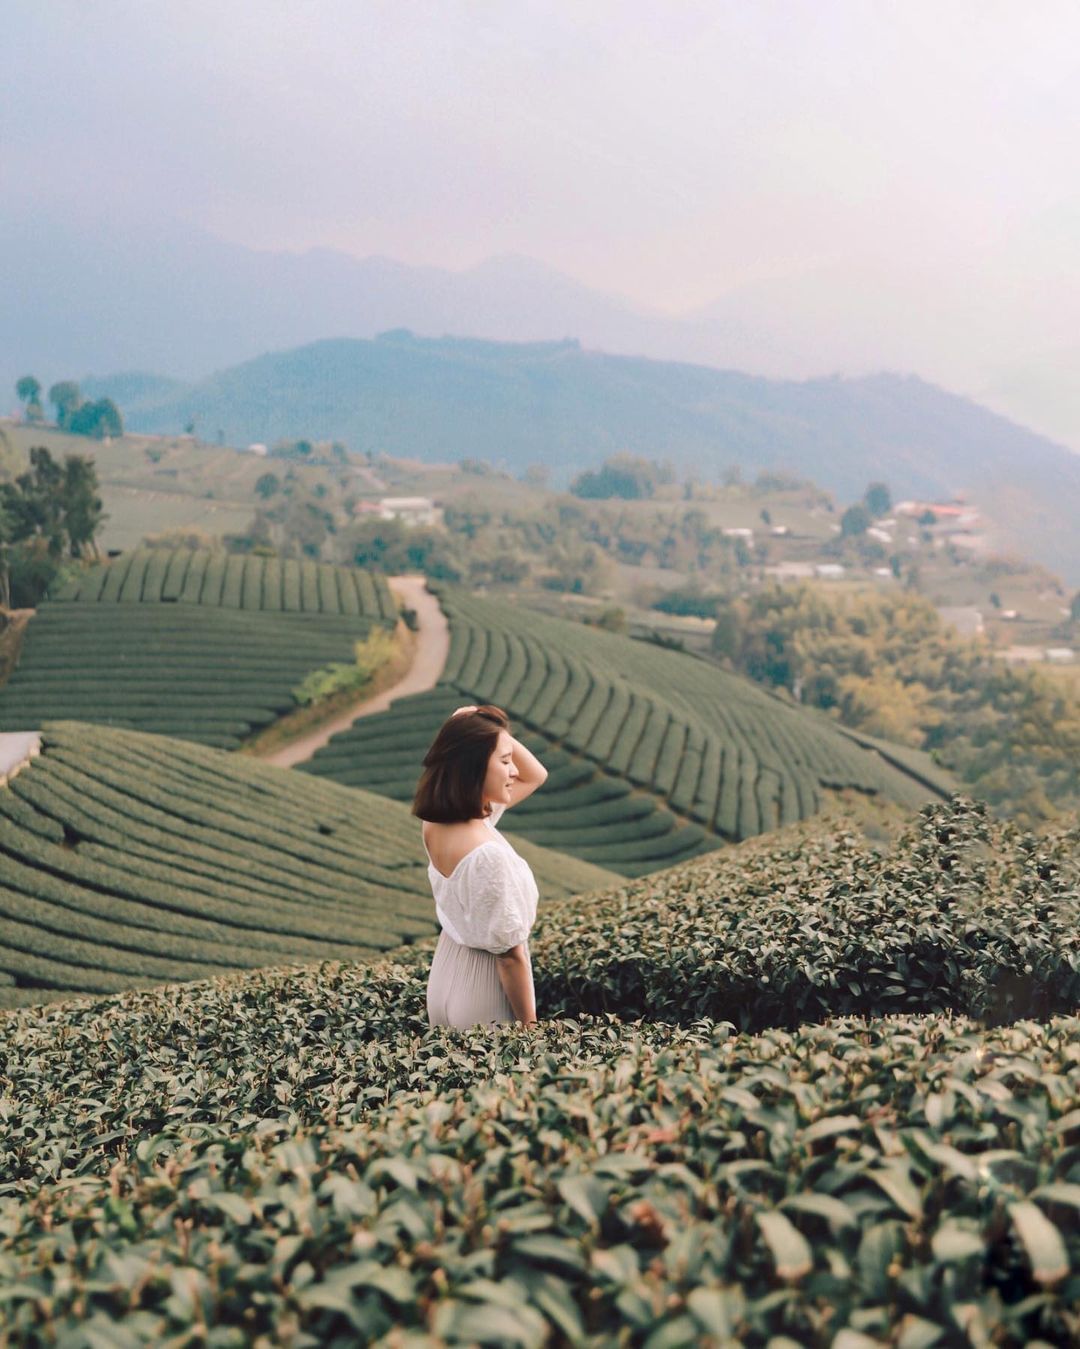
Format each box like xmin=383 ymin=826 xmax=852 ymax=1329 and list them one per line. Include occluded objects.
xmin=839 ymin=481 xmax=892 ymax=538
xmin=338 ymin=516 xmax=464 ymax=581
xmin=0 ymin=446 xmax=105 ymax=606
xmin=570 ymin=453 xmax=674 ymax=500
xmin=15 ymin=379 xmax=123 ymax=440
xmin=708 ymin=583 xmax=1080 ymax=824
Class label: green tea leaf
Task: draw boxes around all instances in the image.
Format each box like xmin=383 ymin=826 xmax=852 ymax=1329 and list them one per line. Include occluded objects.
xmin=756 ymin=1210 xmax=813 ymax=1281
xmin=781 ymin=1192 xmax=857 ymax=1233
xmin=866 ymin=1164 xmax=923 ymax=1219
xmin=556 ymin=1174 xmax=609 ymax=1226
xmin=1008 ymin=1201 xmax=1069 ymax=1287
xmin=930 ymin=1223 xmax=984 ymax=1263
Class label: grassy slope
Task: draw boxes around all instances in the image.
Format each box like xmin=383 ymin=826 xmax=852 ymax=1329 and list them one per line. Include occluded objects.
xmin=0 ymin=721 xmax=616 ymax=1007
xmin=2 ymin=423 xmax=259 ymax=552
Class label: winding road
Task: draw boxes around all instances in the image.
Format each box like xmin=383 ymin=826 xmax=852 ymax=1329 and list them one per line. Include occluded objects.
xmin=259 ymin=575 xmax=450 ymax=769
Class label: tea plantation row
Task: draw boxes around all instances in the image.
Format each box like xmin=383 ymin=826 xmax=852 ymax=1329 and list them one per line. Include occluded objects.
xmin=304 ymin=588 xmax=951 ymax=873
xmin=0 ymin=721 xmax=615 ymax=1007
xmin=52 ymin=547 xmax=397 ymax=619
xmin=1 ymin=877 xmax=1077 ymax=1343
xmin=439 ymin=590 xmax=951 ymax=820
xmin=0 ymin=551 xmax=397 ymax=747
xmin=305 ymin=688 xmax=725 ymax=876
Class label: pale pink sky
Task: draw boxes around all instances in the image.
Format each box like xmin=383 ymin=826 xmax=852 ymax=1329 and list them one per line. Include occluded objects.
xmin=6 ymin=0 xmax=1080 ymax=441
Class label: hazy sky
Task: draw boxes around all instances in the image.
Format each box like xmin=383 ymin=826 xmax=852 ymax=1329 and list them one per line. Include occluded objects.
xmin=6 ymin=1 xmax=1080 ymax=439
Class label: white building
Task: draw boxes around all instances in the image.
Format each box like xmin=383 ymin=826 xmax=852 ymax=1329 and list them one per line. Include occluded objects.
xmin=814 ymin=563 xmax=846 ymax=579
xmin=247 ymin=443 xmax=269 ymax=456
xmin=763 ymin=561 xmax=815 ymax=580
xmin=378 ymin=496 xmax=439 ymax=526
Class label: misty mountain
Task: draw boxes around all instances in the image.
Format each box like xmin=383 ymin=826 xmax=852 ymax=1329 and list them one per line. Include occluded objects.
xmin=1 ymin=211 xmax=695 ymax=394
xmin=90 ymin=331 xmax=1080 ymax=584
xmin=9 ymin=210 xmax=1080 ymax=451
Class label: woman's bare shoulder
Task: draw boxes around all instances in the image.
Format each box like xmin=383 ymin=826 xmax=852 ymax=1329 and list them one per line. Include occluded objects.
xmin=423 ymin=819 xmax=491 ymax=876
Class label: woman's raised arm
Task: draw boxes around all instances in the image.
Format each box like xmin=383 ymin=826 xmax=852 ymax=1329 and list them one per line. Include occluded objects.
xmin=507 ymin=735 xmax=547 ymax=805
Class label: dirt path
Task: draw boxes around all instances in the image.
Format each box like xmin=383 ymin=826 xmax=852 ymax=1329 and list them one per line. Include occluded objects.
xmin=259 ymin=575 xmax=449 ymax=769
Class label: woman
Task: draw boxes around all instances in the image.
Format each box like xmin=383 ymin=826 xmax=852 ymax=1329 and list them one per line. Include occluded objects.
xmin=413 ymin=703 xmax=548 ymax=1029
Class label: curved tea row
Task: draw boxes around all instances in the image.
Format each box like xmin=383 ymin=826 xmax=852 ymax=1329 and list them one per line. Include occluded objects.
xmin=0 ymin=549 xmax=397 ymax=748
xmin=306 ymin=588 xmax=953 ymax=872
xmin=0 ymin=721 xmax=615 ymax=1007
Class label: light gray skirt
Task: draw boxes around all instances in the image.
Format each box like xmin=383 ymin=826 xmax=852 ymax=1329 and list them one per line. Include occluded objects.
xmin=426 ymin=928 xmax=533 ymax=1029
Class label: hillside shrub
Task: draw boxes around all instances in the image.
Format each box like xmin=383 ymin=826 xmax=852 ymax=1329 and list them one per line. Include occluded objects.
xmin=0 ymin=965 xmax=1077 ymax=1345
xmin=0 ymin=789 xmax=1077 ymax=1344
xmin=292 ymin=627 xmax=398 ymax=706
xmin=532 ymin=797 xmax=1080 ymax=1029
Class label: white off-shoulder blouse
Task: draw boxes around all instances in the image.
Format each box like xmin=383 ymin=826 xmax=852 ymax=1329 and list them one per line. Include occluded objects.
xmin=423 ymin=801 xmax=539 ymax=954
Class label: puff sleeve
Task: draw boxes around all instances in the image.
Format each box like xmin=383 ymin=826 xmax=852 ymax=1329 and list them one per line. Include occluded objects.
xmin=453 ymin=844 xmax=536 ymax=955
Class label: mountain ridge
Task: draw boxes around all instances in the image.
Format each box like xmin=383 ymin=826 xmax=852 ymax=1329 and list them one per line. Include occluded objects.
xmin=85 ymin=330 xmax=1080 ymax=583
xmin=8 ymin=209 xmax=1080 ymax=453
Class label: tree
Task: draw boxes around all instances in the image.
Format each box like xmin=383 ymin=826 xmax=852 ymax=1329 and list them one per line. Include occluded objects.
xmin=710 ymin=599 xmax=741 ymax=662
xmin=255 ymin=472 xmax=281 ymax=500
xmin=0 ymin=446 xmax=105 ymax=603
xmin=281 ymin=493 xmax=332 ymax=558
xmin=339 ymin=516 xmax=465 ymax=581
xmin=1070 ymin=591 xmax=1080 ymax=622
xmin=15 ymin=376 xmax=43 ymax=423
xmin=1 ymin=446 xmax=65 ymax=553
xmin=48 ymin=381 xmax=81 ymax=429
xmin=840 ymin=503 xmax=871 ymax=537
xmin=571 ymin=454 xmax=660 ymax=500
xmin=67 ymin=398 xmax=122 ymax=439
xmin=61 ymin=455 xmax=106 ymax=558
xmin=863 ymin=481 xmax=892 ymax=517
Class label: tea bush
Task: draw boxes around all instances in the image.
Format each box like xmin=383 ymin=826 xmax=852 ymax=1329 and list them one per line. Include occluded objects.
xmin=0 ymin=796 xmax=1076 ymax=1344
xmin=0 ymin=965 xmax=1077 ymax=1345
xmin=533 ymin=797 xmax=1080 ymax=1029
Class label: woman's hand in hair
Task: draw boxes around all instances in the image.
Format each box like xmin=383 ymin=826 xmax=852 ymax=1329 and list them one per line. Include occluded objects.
xmin=452 ymin=705 xmax=479 ymax=717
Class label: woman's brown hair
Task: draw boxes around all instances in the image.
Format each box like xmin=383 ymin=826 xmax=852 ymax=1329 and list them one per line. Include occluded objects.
xmin=411 ymin=704 xmax=510 ymax=823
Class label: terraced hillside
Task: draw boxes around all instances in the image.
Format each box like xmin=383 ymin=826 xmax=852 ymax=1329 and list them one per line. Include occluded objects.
xmin=0 ymin=721 xmax=616 ymax=1008
xmin=305 ymin=588 xmax=952 ymax=874
xmin=0 ymin=549 xmax=398 ymax=748
xmin=2 ymin=800 xmax=1077 ymax=1345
